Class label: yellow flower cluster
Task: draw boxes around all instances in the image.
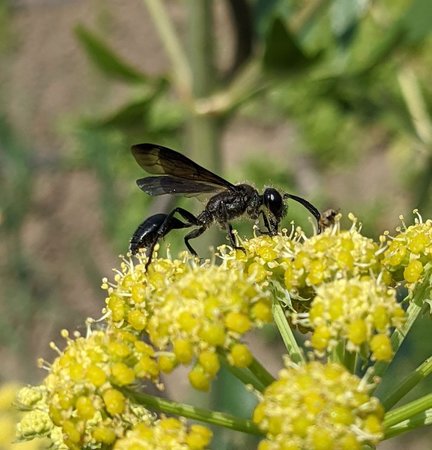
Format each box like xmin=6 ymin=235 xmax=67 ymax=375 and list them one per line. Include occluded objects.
xmin=229 ymin=232 xmax=298 ymax=281
xmin=114 ymin=418 xmax=212 ymax=450
xmin=222 ymin=215 xmax=408 ymax=356
xmin=103 ymin=256 xmax=187 ymax=331
xmin=17 ymin=211 xmax=430 ymax=450
xmin=382 ymin=213 xmax=432 ymax=286
xmin=17 ymin=386 xmax=212 ymax=450
xmin=253 ymin=361 xmax=384 ymax=450
xmin=104 ymin=254 xmax=273 ymax=390
xmin=0 ymin=383 xmax=47 ymax=450
xmin=284 ymin=224 xmax=382 ymax=295
xmin=17 ymin=329 xmax=159 ymax=449
xmin=306 ymin=278 xmax=405 ymax=360
xmin=15 ymin=391 xmax=64 ymax=449
xmin=225 ymin=215 xmax=384 ymax=299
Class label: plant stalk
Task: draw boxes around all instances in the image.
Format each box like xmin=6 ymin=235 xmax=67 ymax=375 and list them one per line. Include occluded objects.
xmin=121 ymin=387 xmax=263 ymax=436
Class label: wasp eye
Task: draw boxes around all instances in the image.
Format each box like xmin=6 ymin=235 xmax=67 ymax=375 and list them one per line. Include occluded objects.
xmin=263 ymin=188 xmax=284 ymax=218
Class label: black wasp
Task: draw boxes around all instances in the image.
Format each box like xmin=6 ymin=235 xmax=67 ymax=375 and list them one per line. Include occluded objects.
xmin=130 ymin=143 xmax=323 ymax=266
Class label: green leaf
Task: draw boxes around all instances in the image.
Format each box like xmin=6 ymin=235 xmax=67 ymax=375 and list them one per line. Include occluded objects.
xmin=255 ymin=0 xmax=292 ymax=37
xmin=355 ymin=0 xmax=432 ymax=75
xmin=75 ymin=24 xmax=147 ymax=83
xmin=330 ymin=0 xmax=364 ymax=47
xmin=81 ymin=80 xmax=178 ymax=136
xmin=401 ymin=0 xmax=432 ymax=43
xmin=263 ymin=17 xmax=320 ymax=73
xmin=83 ymin=96 xmax=155 ymax=131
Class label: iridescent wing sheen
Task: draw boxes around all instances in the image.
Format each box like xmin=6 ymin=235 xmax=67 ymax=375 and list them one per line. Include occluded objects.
xmin=131 ymin=143 xmax=235 ymax=196
xmin=136 ymin=176 xmax=227 ymax=196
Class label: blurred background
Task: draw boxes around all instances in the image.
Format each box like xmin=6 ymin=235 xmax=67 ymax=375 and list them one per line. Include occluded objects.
xmin=1 ymin=0 xmax=432 ymax=448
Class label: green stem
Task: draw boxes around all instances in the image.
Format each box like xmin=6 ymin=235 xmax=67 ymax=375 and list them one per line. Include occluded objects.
xmin=292 ymin=0 xmax=331 ymax=40
xmin=272 ymin=296 xmax=304 ymax=364
xmin=187 ymin=0 xmax=221 ymax=168
xmin=371 ymin=271 xmax=431 ymax=384
xmin=143 ymin=0 xmax=192 ymax=98
xmin=222 ymin=59 xmax=265 ymax=111
xmin=249 ymin=356 xmax=276 ymax=388
xmin=121 ymin=387 xmax=263 ymax=436
xmin=355 ymin=22 xmax=403 ymax=75
xmin=185 ymin=0 xmax=222 ymax=253
xmin=415 ymin=153 xmax=432 ymax=212
xmin=218 ymin=351 xmax=266 ymax=393
xmin=384 ymin=393 xmax=432 ymax=429
xmin=188 ymin=0 xmax=215 ymax=96
xmin=330 ymin=341 xmax=345 ymax=366
xmin=371 ymin=302 xmax=422 ymax=382
xmin=343 ymin=349 xmax=357 ymax=374
xmin=195 ymin=59 xmax=266 ymax=117
xmin=398 ymin=66 xmax=432 ymax=145
xmin=384 ymin=409 xmax=432 ymax=439
xmin=398 ymin=67 xmax=432 ymax=209
xmin=382 ymin=356 xmax=432 ymax=411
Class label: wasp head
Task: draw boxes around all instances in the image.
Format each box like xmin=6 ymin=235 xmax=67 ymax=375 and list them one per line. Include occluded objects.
xmin=263 ymin=188 xmax=286 ymax=222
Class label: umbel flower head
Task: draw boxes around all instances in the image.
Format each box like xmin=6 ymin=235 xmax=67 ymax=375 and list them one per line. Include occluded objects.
xmin=221 ymin=215 xmax=393 ymax=335
xmin=103 ymin=253 xmax=273 ymax=390
xmin=223 ymin=214 xmax=385 ymax=299
xmin=17 ymin=328 xmax=159 ymax=449
xmin=303 ymin=277 xmax=405 ymax=360
xmin=224 ymin=231 xmax=299 ymax=282
xmin=0 ymin=383 xmax=47 ymax=450
xmin=283 ymin=214 xmax=383 ymax=296
xmin=253 ymin=360 xmax=384 ymax=450
xmin=16 ymin=211 xmax=431 ymax=450
xmin=113 ymin=418 xmax=212 ymax=450
xmin=382 ymin=211 xmax=432 ymax=286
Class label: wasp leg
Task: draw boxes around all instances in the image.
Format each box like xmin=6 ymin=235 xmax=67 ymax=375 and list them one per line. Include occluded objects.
xmin=144 ymin=216 xmax=191 ymax=268
xmin=158 ymin=207 xmax=200 ymax=236
xmin=257 ymin=210 xmax=273 ymax=235
xmin=256 ymin=211 xmax=279 ymax=236
xmin=268 ymin=216 xmax=278 ymax=235
xmin=216 ymin=203 xmax=245 ymax=252
xmin=184 ymin=226 xmax=207 ymax=256
xmin=226 ymin=223 xmax=246 ymax=253
xmin=144 ymin=239 xmax=159 ymax=268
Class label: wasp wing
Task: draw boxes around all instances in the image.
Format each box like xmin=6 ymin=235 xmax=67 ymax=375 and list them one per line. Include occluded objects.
xmin=136 ymin=176 xmax=226 ymax=196
xmin=131 ymin=143 xmax=235 ymax=190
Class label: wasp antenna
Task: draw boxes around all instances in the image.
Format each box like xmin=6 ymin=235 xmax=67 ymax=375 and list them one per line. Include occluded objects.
xmin=283 ymin=193 xmax=321 ymax=225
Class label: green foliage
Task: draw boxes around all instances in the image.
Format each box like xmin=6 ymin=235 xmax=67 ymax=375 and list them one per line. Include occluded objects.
xmin=262 ymin=17 xmax=320 ymax=73
xmin=75 ymin=24 xmax=148 ymax=83
xmin=71 ymin=1 xmax=432 ymax=221
xmin=401 ymin=0 xmax=432 ymax=43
